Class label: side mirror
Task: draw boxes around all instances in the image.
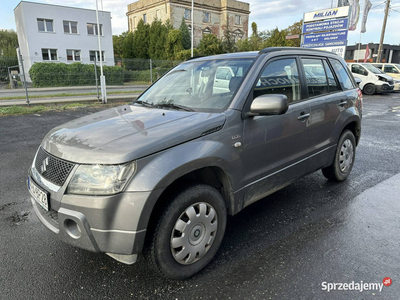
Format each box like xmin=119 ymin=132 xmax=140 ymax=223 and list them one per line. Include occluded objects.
xmin=363 ymin=70 xmax=368 ymax=76
xmin=354 ymin=77 xmax=362 ymax=87
xmin=247 ymin=94 xmax=288 ymax=117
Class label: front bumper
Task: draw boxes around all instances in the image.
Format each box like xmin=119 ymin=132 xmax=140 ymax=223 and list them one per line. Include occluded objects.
xmin=376 ymin=83 xmax=394 ymax=93
xmin=29 ymin=175 xmax=150 ymax=257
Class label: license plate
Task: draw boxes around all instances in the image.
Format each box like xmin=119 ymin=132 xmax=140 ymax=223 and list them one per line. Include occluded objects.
xmin=28 ymin=177 xmax=49 ymax=211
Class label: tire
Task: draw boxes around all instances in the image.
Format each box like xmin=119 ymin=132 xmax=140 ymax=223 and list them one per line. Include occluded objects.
xmin=144 ymin=184 xmax=227 ymax=279
xmin=322 ymin=130 xmax=356 ymax=182
xmin=363 ymin=83 xmax=376 ymax=95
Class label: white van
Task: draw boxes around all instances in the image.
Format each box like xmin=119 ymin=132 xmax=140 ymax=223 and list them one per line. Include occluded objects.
xmin=347 ymin=63 xmax=394 ymax=95
xmin=371 ymin=63 xmax=400 ymax=91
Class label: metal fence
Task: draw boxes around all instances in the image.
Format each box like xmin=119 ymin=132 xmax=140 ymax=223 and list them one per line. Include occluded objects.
xmin=0 ymin=56 xmax=182 ymax=89
xmin=0 ymin=56 xmax=184 ymax=105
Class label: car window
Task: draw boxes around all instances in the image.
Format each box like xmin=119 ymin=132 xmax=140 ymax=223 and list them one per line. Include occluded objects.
xmin=215 ymin=67 xmax=232 ymax=80
xmin=323 ymin=60 xmax=340 ymax=92
xmin=330 ymin=59 xmax=354 ymax=90
xmin=351 ymin=64 xmax=367 ymax=75
xmin=253 ymin=58 xmax=300 ymax=103
xmin=373 ymin=64 xmax=383 ymax=70
xmin=301 ymin=58 xmax=329 ymax=97
xmin=384 ymin=65 xmax=399 ymax=73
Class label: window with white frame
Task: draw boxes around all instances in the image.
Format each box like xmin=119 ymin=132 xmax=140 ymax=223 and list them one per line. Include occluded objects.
xmin=203 ymin=27 xmax=211 ymax=35
xmin=87 ymin=23 xmax=103 ymax=36
xmin=143 ymin=14 xmax=147 ymax=23
xmin=67 ymin=50 xmax=81 ymax=61
xmin=63 ymin=21 xmax=78 ymax=34
xmin=42 ymin=49 xmax=57 ymax=61
xmin=184 ymin=9 xmax=191 ymax=20
xmin=89 ymin=50 xmax=105 ymax=62
xmin=203 ymin=12 xmax=210 ymax=23
xmin=37 ymin=19 xmax=54 ymax=32
xmin=235 ymin=15 xmax=241 ymax=25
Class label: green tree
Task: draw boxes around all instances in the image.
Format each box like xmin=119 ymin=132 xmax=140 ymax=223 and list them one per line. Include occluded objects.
xmin=113 ymin=32 xmax=126 ymax=58
xmin=149 ymin=19 xmax=168 ymax=59
xmin=262 ymin=28 xmax=287 ymax=48
xmin=236 ymin=22 xmax=263 ymax=52
xmin=198 ymin=34 xmax=223 ymax=56
xmin=221 ymin=18 xmax=237 ymax=53
xmin=165 ymin=29 xmax=183 ymax=59
xmin=132 ymin=19 xmax=150 ymax=59
xmin=179 ymin=18 xmax=191 ymax=50
xmin=0 ymin=29 xmax=19 ymax=57
xmin=0 ymin=30 xmax=19 ymax=83
xmin=285 ymin=20 xmax=302 ymax=47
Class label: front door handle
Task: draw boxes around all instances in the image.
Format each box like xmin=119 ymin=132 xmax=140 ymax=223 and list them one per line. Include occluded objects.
xmin=298 ymin=112 xmax=310 ymax=121
xmin=338 ymin=100 xmax=347 ymax=107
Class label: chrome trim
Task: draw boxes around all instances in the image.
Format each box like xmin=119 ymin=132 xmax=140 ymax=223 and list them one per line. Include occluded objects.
xmin=91 ymin=228 xmax=146 ymax=234
xmin=31 ymin=166 xmax=61 ymax=193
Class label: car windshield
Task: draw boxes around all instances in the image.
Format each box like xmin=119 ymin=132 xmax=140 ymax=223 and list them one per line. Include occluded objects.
xmin=395 ymin=64 xmax=400 ymax=71
xmin=136 ymin=58 xmax=255 ymax=112
xmin=362 ymin=63 xmax=383 ymax=74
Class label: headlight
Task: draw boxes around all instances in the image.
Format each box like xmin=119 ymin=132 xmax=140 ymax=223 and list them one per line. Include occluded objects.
xmin=377 ymin=76 xmax=387 ymax=82
xmin=66 ymin=162 xmax=136 ymax=195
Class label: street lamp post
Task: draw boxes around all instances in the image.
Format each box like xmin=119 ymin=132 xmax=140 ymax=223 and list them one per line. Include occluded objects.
xmin=96 ymin=0 xmax=107 ymax=104
xmin=191 ymin=0 xmax=194 ymax=57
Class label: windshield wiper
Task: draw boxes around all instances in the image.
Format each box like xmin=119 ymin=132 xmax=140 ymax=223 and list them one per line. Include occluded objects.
xmin=134 ymin=100 xmax=154 ymax=108
xmin=156 ymin=103 xmax=194 ymax=112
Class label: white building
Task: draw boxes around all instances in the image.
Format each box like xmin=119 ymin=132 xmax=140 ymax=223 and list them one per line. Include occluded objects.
xmin=14 ymin=1 xmax=114 ymax=82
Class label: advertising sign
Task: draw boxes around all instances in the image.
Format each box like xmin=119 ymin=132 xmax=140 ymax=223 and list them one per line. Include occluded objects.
xmin=302 ymin=31 xmax=348 ymax=48
xmin=317 ymin=46 xmax=346 ymax=58
xmin=304 ymin=6 xmax=350 ymax=22
xmin=303 ymin=19 xmax=348 ymax=34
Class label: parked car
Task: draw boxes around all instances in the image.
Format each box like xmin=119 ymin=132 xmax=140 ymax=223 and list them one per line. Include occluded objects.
xmin=28 ymin=48 xmax=362 ymax=279
xmin=347 ymin=62 xmax=394 ymax=95
xmin=371 ymin=63 xmax=400 ymax=91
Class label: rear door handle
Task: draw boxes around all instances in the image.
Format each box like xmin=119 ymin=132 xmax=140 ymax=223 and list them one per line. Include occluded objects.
xmin=298 ymin=112 xmax=310 ymax=120
xmin=338 ymin=100 xmax=347 ymax=107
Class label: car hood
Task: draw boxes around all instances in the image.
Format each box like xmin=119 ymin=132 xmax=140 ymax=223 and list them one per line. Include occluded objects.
xmin=377 ymin=73 xmax=393 ymax=81
xmin=41 ymin=105 xmax=226 ymax=164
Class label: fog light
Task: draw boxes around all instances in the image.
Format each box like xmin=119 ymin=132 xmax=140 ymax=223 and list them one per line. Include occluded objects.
xmin=64 ymin=219 xmax=81 ymax=239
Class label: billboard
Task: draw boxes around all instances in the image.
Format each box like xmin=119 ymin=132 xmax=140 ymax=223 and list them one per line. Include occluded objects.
xmin=302 ymin=6 xmax=350 ymax=59
xmin=304 ymin=6 xmax=350 ymax=22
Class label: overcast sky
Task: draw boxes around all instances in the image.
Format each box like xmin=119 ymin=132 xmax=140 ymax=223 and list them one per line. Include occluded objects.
xmin=2 ymin=0 xmax=400 ymax=45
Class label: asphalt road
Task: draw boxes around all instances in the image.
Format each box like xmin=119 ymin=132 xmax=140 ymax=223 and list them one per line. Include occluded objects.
xmin=1 ymin=93 xmax=400 ymax=299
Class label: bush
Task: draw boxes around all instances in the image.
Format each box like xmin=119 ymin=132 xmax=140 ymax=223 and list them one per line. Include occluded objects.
xmin=29 ymin=62 xmax=124 ymax=87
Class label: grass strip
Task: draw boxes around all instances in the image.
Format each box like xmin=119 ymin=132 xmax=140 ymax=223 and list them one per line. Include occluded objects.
xmin=0 ymin=90 xmax=142 ymax=101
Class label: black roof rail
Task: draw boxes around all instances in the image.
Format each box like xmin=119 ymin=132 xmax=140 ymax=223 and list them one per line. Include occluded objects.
xmin=185 ymin=55 xmax=204 ymax=61
xmin=258 ymin=47 xmax=335 ymax=55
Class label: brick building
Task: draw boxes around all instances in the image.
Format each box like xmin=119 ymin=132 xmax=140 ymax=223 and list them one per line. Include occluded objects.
xmin=126 ymin=0 xmax=250 ymax=46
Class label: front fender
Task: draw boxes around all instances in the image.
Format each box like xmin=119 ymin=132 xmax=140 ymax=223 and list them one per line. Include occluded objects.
xmin=125 ymin=132 xmax=244 ymax=230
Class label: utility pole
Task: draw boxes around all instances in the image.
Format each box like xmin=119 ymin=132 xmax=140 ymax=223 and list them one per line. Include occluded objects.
xmin=377 ymin=0 xmax=390 ymax=63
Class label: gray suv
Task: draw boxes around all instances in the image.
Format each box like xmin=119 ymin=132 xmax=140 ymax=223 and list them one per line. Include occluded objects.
xmin=28 ymin=48 xmax=362 ymax=279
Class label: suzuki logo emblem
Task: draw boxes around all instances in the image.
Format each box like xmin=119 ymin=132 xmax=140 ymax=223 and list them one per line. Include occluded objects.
xmin=41 ymin=157 xmax=49 ymax=173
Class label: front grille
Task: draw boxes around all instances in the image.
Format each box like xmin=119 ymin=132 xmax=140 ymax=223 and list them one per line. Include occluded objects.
xmin=34 ymin=147 xmax=75 ymax=186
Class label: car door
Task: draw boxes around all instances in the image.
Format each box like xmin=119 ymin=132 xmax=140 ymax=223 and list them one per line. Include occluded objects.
xmin=242 ymin=57 xmax=311 ymax=206
xmin=299 ymin=57 xmax=347 ymax=173
xmin=350 ymin=64 xmax=368 ymax=89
